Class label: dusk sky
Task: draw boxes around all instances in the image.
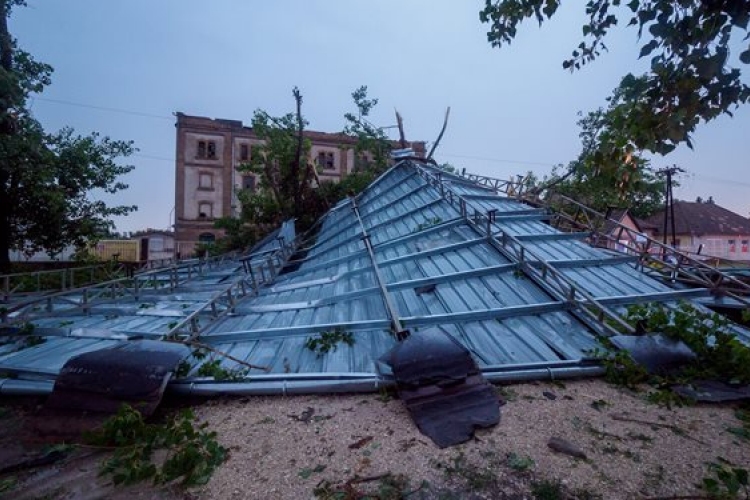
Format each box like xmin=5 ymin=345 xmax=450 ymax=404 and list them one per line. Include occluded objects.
xmin=11 ymin=1 xmax=750 ymax=232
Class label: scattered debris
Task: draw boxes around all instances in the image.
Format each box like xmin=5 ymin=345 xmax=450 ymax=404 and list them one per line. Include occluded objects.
xmin=671 ymin=380 xmax=750 ymax=403
xmin=610 ymin=413 xmax=708 ymax=445
xmin=289 ymin=407 xmax=316 ymax=423
xmin=609 ymin=333 xmax=696 ymax=375
xmin=45 ymin=340 xmax=190 ymax=417
xmin=386 ymin=328 xmax=500 ymax=448
xmin=348 ymin=436 xmax=373 ymax=450
xmin=547 ymin=436 xmax=587 ymax=460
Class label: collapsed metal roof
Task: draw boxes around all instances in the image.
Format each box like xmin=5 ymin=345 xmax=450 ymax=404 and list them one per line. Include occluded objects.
xmin=1 ymin=159 xmax=748 ymax=396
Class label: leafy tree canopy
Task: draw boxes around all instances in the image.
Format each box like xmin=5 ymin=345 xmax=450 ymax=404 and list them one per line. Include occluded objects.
xmin=480 ymin=1 xmax=744 ymax=213
xmin=0 ymin=0 xmax=136 ymax=271
xmin=480 ymin=0 xmax=750 ymax=155
xmin=534 ymin=87 xmax=668 ymax=217
xmin=211 ymin=86 xmax=394 ymax=254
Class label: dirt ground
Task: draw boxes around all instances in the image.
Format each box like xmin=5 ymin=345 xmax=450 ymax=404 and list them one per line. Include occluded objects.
xmin=1 ymin=378 xmax=749 ymax=499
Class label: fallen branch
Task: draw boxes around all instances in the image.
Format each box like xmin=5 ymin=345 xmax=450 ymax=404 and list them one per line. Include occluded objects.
xmin=174 ymin=339 xmax=270 ymax=372
xmin=609 ymin=414 xmax=707 ymax=445
xmin=347 ymin=472 xmax=391 ymax=485
xmin=642 ymin=496 xmax=711 ymax=500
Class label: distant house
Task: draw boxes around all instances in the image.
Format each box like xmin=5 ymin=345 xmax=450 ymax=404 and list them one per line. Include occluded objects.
xmin=641 ymin=199 xmax=750 ymax=261
xmin=10 ymin=245 xmax=77 ymax=263
xmin=129 ymin=230 xmax=175 ymax=262
xmin=600 ymin=208 xmax=649 ymax=254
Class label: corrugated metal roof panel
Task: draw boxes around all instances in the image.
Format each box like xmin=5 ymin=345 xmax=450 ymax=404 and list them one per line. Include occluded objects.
xmin=3 ymin=159 xmax=748 ymax=395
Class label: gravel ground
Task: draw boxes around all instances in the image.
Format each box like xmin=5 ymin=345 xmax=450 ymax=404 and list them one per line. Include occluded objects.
xmin=3 ymin=379 xmax=748 ymax=499
xmin=191 ymin=379 xmax=750 ymax=499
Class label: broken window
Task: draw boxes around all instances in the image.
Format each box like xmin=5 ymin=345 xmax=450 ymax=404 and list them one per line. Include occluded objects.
xmin=317 ymin=151 xmax=335 ymax=170
xmin=196 ymin=140 xmax=217 ymax=159
xmin=240 ymin=144 xmax=249 ymax=161
xmin=198 ymin=202 xmax=212 ymax=219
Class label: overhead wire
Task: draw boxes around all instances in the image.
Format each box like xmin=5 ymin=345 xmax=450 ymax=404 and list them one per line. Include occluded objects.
xmin=29 ymin=96 xmax=749 ymax=189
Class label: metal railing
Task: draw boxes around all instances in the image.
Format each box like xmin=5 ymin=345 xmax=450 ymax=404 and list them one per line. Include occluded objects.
xmin=0 ymin=256 xmax=240 ymax=325
xmin=538 ymin=192 xmax=750 ymax=306
xmin=1 ymin=263 xmax=127 ymax=301
xmin=456 ymin=168 xmax=750 ymax=306
xmin=416 ymin=165 xmax=636 ymax=337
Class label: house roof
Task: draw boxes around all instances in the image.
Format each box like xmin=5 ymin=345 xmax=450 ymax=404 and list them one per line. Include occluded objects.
xmin=603 ymin=208 xmax=642 ymax=235
xmin=644 ymin=200 xmax=750 ymax=236
xmin=130 ymin=230 xmax=174 ymax=239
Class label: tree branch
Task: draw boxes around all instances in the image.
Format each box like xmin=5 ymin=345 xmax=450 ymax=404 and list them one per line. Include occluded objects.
xmin=427 ymin=107 xmax=451 ymax=160
xmin=395 ymin=109 xmax=406 ymax=149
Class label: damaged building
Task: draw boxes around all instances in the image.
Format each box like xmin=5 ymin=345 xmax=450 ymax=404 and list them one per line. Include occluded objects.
xmin=2 ymin=158 xmax=750 ymax=446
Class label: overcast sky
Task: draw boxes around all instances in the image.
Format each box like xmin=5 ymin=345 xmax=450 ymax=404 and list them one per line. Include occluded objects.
xmin=11 ymin=1 xmax=750 ymax=232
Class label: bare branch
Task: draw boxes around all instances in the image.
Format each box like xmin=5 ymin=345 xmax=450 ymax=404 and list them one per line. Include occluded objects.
xmin=427 ymin=107 xmax=450 ymax=160
xmin=395 ymin=109 xmax=407 ymax=149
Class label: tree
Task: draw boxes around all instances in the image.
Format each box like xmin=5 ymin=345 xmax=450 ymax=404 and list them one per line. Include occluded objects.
xmin=343 ymin=85 xmax=392 ymax=173
xmin=535 ymin=86 xmax=667 ymax=217
xmin=239 ymin=87 xmax=319 ymax=227
xmin=215 ymin=86 xmax=393 ymax=252
xmin=480 ymin=1 xmax=750 ymax=186
xmin=0 ymin=1 xmax=136 ymax=271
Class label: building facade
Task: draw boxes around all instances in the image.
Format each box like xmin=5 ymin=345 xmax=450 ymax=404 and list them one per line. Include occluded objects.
xmin=174 ymin=112 xmax=425 ymax=256
xmin=641 ymin=199 xmax=750 ymax=262
xmin=129 ymin=230 xmax=176 ymax=263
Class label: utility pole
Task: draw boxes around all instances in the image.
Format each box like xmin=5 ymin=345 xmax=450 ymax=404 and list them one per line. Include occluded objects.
xmin=656 ymin=165 xmax=684 ymax=257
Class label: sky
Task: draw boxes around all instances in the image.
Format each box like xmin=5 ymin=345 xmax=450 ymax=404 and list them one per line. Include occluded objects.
xmin=10 ymin=1 xmax=750 ymax=233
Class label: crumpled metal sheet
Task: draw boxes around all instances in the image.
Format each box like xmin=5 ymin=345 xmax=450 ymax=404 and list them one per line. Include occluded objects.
xmin=45 ymin=340 xmax=190 ymax=416
xmin=671 ymin=380 xmax=750 ymax=402
xmin=385 ymin=328 xmax=500 ymax=448
xmin=610 ymin=334 xmax=696 ymax=374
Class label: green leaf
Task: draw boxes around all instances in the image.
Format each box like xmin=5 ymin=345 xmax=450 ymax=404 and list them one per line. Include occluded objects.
xmin=639 ymin=39 xmax=659 ymax=58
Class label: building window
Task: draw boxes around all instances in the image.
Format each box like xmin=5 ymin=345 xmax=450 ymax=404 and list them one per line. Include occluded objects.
xmin=198 ymin=202 xmax=213 ymax=219
xmin=729 ymin=239 xmax=737 ymax=253
xmin=240 ymin=144 xmax=249 ymax=161
xmin=355 ymin=153 xmax=371 ymax=171
xmin=316 ymin=151 xmax=335 ymax=170
xmin=150 ymin=237 xmax=164 ymax=252
xmin=197 ymin=140 xmax=217 ymax=159
xmin=743 ymin=240 xmax=749 ymax=253
xmin=199 ymin=172 xmax=213 ymax=190
xmin=242 ymin=175 xmax=256 ymax=192
xmin=198 ymin=233 xmax=215 ymax=243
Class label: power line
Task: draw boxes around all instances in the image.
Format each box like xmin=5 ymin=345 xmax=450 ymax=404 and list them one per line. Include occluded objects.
xmin=26 ymin=96 xmax=750 ymax=189
xmin=440 ymin=152 xmax=556 ymax=167
xmin=692 ymin=173 xmax=750 ymax=188
xmin=134 ymin=153 xmax=175 ymax=162
xmin=31 ymin=96 xmax=174 ymax=121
